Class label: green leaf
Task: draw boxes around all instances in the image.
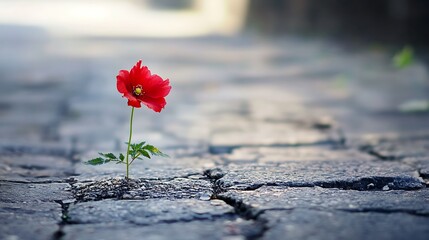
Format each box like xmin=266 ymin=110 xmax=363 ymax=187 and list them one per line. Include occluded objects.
xmin=138 ymin=149 xmax=151 ymax=159
xmin=393 ymin=46 xmax=414 ymax=69
xmin=85 ymin=157 xmax=110 ymax=165
xmin=99 ymin=152 xmax=117 ymax=160
xmin=143 ymin=145 xmax=169 ymax=157
xmin=119 ymin=153 xmax=125 ymax=161
xmin=136 ymin=141 xmax=145 ymax=149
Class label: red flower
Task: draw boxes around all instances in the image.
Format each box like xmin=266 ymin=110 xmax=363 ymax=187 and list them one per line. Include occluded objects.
xmin=116 ymin=60 xmax=171 ymax=112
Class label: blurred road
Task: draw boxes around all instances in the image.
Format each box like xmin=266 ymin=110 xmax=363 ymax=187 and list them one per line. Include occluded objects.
xmin=1 ymin=24 xmax=429 ymax=239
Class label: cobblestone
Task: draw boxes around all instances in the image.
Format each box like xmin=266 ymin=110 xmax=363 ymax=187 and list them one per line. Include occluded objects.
xmin=1 ymin=26 xmax=428 ymax=239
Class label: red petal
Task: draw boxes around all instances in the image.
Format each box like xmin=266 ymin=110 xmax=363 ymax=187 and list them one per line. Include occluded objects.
xmin=116 ymin=70 xmax=131 ymax=94
xmin=130 ymin=60 xmax=151 ymax=87
xmin=142 ymin=76 xmax=171 ymax=98
xmin=138 ymin=96 xmax=166 ymax=112
xmin=127 ymin=96 xmax=141 ymax=108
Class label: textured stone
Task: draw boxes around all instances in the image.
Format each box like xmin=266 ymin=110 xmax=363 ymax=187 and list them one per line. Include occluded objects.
xmin=219 ymin=186 xmax=429 ymax=215
xmin=224 ymin=146 xmax=373 ymax=164
xmin=361 ymin=136 xmax=429 ymax=160
xmin=63 ymin=219 xmax=259 ymax=240
xmin=209 ymin=160 xmax=424 ymax=190
xmin=68 ymin=199 xmax=234 ymax=224
xmin=261 ymin=209 xmax=429 ymax=240
xmin=0 ymin=202 xmax=61 ymax=240
xmin=2 ymin=18 xmax=429 ymax=240
xmin=71 ymin=177 xmax=213 ymax=202
xmin=210 ymin=121 xmax=341 ymax=153
xmin=0 ymin=154 xmax=74 ymax=181
xmin=0 ymin=182 xmax=73 ymax=203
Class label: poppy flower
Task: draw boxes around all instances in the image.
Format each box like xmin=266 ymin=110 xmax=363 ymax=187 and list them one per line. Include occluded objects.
xmin=116 ymin=60 xmax=171 ymax=112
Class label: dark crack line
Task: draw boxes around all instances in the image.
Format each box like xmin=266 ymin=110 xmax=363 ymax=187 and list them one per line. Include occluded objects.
xmin=257 ymin=207 xmax=429 ymax=218
xmin=338 ymin=208 xmax=429 ymax=217
xmin=214 ymin=193 xmax=269 ymax=240
xmin=214 ymin=177 xmax=425 ymax=192
xmin=51 ymin=199 xmax=73 ymax=240
xmin=359 ymin=146 xmax=401 ymax=161
xmin=357 ymin=146 xmax=429 ymax=184
xmin=205 ymin=172 xmax=270 ymax=240
xmin=0 ymin=179 xmax=68 ymax=184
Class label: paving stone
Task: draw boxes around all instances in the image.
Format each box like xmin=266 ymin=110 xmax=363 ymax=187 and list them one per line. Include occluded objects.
xmin=68 ymin=199 xmax=234 ymax=224
xmin=224 ymin=146 xmax=374 ymax=164
xmin=0 ymin=182 xmax=73 ymax=203
xmin=360 ymin=136 xmax=429 ymax=160
xmin=260 ymin=209 xmax=429 ymax=240
xmin=63 ymin=219 xmax=259 ymax=240
xmin=208 ymin=160 xmax=424 ymax=190
xmin=2 ymin=21 xmax=429 ymax=240
xmin=219 ymin=186 xmax=429 ymax=215
xmin=404 ymin=156 xmax=429 ymax=182
xmin=71 ymin=177 xmax=213 ymax=201
xmin=0 ymin=202 xmax=62 ymax=240
xmin=0 ymin=154 xmax=74 ymax=181
xmin=210 ymin=121 xmax=341 ymax=153
xmin=357 ymin=136 xmax=429 ymax=182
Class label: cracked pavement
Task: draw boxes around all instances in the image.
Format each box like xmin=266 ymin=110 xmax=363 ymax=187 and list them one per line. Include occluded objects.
xmin=1 ymin=29 xmax=429 ymax=240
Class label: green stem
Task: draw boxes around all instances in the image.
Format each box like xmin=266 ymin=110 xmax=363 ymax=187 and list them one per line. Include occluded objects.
xmin=125 ymin=107 xmax=135 ymax=179
xmin=129 ymin=152 xmax=141 ymax=166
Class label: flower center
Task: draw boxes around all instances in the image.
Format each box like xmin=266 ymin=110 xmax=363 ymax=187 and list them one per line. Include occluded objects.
xmin=133 ymin=85 xmax=143 ymax=96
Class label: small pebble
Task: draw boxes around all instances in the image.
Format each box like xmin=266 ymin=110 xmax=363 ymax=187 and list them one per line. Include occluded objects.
xmin=382 ymin=185 xmax=390 ymax=191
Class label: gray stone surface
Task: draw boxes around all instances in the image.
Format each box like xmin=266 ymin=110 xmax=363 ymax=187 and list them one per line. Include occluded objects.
xmin=219 ymin=186 xmax=429 ymax=215
xmin=1 ymin=16 xmax=429 ymax=240
xmin=359 ymin=135 xmax=429 ymax=160
xmin=63 ymin=219 xmax=259 ymax=240
xmin=209 ymin=161 xmax=424 ymax=191
xmin=223 ymin=146 xmax=374 ymax=164
xmin=71 ymin=177 xmax=213 ymax=201
xmin=209 ymin=121 xmax=341 ymax=153
xmin=0 ymin=199 xmax=62 ymax=240
xmin=68 ymin=199 xmax=234 ymax=224
xmin=0 ymin=182 xmax=73 ymax=203
xmin=260 ymin=209 xmax=429 ymax=240
xmin=0 ymin=154 xmax=74 ymax=182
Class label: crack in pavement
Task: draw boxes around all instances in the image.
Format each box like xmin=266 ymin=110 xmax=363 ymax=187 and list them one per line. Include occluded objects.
xmin=205 ymin=171 xmax=270 ymax=240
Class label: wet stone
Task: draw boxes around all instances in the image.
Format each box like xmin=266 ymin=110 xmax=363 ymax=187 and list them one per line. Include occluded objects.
xmin=219 ymin=186 xmax=429 ymax=216
xmin=68 ymin=198 xmax=234 ymax=224
xmin=260 ymin=209 xmax=429 ymax=240
xmin=71 ymin=177 xmax=213 ymax=202
xmin=209 ymin=160 xmax=424 ymax=191
xmin=63 ymin=218 xmax=260 ymax=240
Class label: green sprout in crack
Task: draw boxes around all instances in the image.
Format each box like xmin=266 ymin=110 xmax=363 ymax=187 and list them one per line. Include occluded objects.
xmin=85 ymin=142 xmax=169 ymax=167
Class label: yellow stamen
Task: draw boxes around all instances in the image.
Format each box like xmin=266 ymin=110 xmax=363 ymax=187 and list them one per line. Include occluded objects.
xmin=134 ymin=87 xmax=142 ymax=95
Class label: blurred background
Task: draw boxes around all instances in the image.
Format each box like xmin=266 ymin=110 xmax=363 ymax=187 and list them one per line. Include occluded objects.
xmin=0 ymin=0 xmax=428 ymax=157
